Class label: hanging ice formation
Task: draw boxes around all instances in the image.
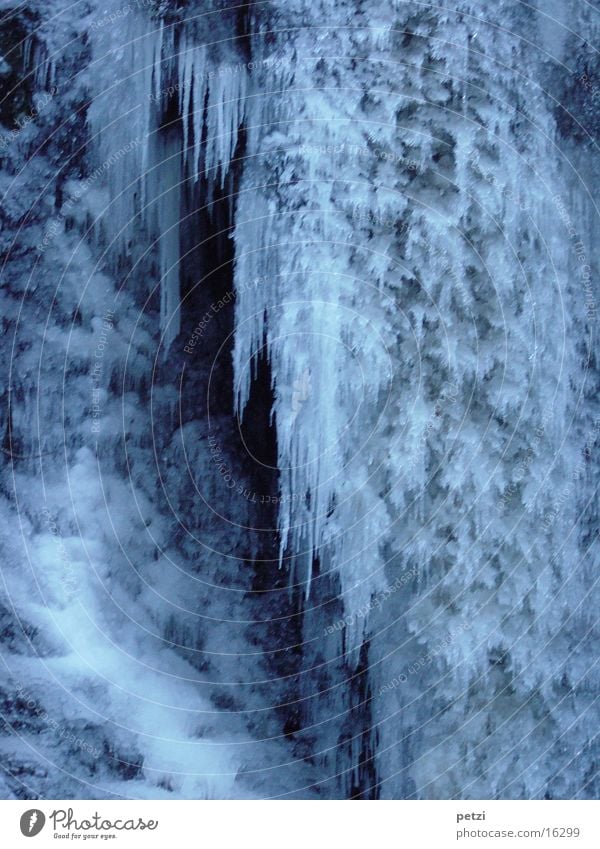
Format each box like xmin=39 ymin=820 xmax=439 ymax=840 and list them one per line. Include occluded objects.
xmin=85 ymin=2 xmax=387 ymax=640
xmin=84 ymin=2 xmax=600 ymax=682
xmin=231 ymin=0 xmax=598 ymax=671
xmin=87 ymin=4 xmax=248 ymax=354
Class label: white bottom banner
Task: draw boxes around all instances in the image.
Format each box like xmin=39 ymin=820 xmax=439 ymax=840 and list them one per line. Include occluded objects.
xmin=0 ymin=800 xmax=600 ymax=849
xmin=0 ymin=800 xmax=598 ymax=848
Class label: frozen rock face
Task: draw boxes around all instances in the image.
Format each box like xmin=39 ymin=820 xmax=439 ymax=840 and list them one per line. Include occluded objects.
xmin=232 ymin=0 xmax=600 ymax=798
xmin=0 ymin=0 xmax=311 ymax=800
xmin=0 ymin=0 xmax=598 ymax=799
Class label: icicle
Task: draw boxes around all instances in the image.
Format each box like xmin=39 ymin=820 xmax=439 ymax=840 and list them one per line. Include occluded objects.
xmin=179 ymin=33 xmax=191 ymax=156
xmin=153 ymin=20 xmax=164 ymax=101
xmin=192 ymin=46 xmax=207 ymax=183
xmin=22 ymin=35 xmax=33 ymax=77
xmin=157 ymin=131 xmax=182 ymax=355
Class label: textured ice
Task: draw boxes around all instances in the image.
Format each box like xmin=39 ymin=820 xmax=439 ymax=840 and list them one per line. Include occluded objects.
xmin=0 ymin=0 xmax=598 ymax=801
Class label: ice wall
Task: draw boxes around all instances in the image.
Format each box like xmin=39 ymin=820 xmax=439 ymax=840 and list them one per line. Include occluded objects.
xmin=233 ymin=0 xmax=599 ymax=796
xmin=1 ymin=0 xmax=597 ymax=800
